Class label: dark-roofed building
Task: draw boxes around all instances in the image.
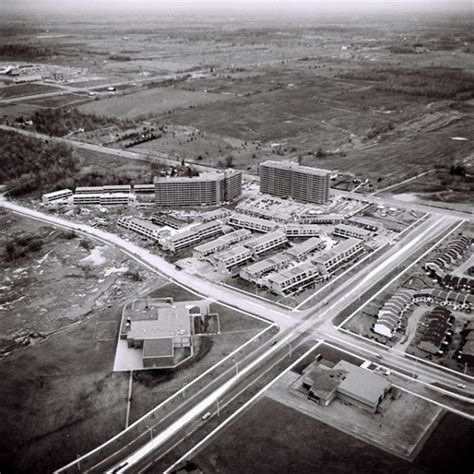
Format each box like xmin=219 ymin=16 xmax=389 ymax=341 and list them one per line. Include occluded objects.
xmin=417 ymin=306 xmax=452 ymax=355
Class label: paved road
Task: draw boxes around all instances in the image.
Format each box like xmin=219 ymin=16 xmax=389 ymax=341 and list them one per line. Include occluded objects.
xmin=3 ymin=199 xmax=471 ymax=473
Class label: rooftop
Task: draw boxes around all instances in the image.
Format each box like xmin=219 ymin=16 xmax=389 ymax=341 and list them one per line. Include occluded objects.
xmin=143 ymin=339 xmax=174 ymax=358
xmin=313 ymin=238 xmax=362 ymax=264
xmin=154 ymin=170 xmax=241 ymax=184
xmin=260 ymin=160 xmax=331 ymax=177
xmin=269 ymin=261 xmax=317 ymax=284
xmin=334 ymin=360 xmax=392 ymax=404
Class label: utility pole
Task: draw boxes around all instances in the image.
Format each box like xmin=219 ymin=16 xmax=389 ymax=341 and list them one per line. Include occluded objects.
xmin=217 ymin=400 xmax=220 ymax=417
xmin=412 ymin=357 xmax=418 ymax=379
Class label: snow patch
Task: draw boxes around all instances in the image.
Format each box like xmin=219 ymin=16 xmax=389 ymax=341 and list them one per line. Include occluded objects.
xmin=80 ymin=247 xmax=106 ymax=266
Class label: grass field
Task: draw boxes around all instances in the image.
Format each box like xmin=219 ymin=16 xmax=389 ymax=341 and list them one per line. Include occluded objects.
xmin=78 ymin=86 xmax=233 ymax=120
xmin=191 ymin=397 xmax=472 ymax=474
xmin=0 ymin=82 xmax=60 ymax=99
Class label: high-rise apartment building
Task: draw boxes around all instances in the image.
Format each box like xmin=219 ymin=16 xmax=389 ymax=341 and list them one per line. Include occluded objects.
xmin=259 ymin=161 xmax=330 ymax=204
xmin=154 ymin=170 xmax=242 ymax=207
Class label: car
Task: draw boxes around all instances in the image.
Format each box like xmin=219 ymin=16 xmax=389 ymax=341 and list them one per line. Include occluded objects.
xmin=375 ymin=353 xmax=383 ymax=360
xmin=457 ymin=383 xmax=466 ymax=389
xmin=202 ymin=412 xmax=211 ymax=420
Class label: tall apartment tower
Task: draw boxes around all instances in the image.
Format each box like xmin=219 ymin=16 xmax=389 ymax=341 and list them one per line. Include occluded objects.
xmin=259 ymin=160 xmax=330 ymax=204
xmin=154 ymin=169 xmax=242 ymax=207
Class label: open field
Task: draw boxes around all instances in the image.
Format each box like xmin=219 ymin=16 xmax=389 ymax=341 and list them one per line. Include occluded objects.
xmin=0 ymin=82 xmax=60 ymax=99
xmin=0 ymin=210 xmax=167 ymax=473
xmin=190 ymin=397 xmax=472 ymax=474
xmin=78 ymin=86 xmax=233 ymax=120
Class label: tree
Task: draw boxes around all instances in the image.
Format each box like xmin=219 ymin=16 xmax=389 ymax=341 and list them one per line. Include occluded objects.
xmin=225 ymin=155 xmax=234 ymax=168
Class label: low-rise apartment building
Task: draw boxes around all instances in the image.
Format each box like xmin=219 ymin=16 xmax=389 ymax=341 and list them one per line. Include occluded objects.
xmin=228 ymin=214 xmax=279 ymax=233
xmin=235 ymin=203 xmax=291 ymax=223
xmin=312 ymin=238 xmax=364 ymax=274
xmin=286 ymin=237 xmax=325 ymax=261
xmin=267 ymin=261 xmax=319 ymax=295
xmin=284 ymin=224 xmax=320 ymax=238
xmin=198 ymin=208 xmax=232 ymax=223
xmin=417 ymin=306 xmax=453 ymax=355
xmin=42 ymin=188 xmax=73 ymax=205
xmin=243 ymin=230 xmax=288 ymax=257
xmin=333 ymin=223 xmax=371 ymax=241
xmin=193 ymin=229 xmax=251 ymax=259
xmin=348 ymin=215 xmax=379 ymax=232
xmin=160 ymin=221 xmax=222 ymax=252
xmin=297 ymin=213 xmax=345 ymax=225
xmin=213 ymin=245 xmax=252 ymax=272
xmin=118 ymin=216 xmax=163 ymax=242
xmin=373 ymin=290 xmax=413 ymax=338
xmin=240 ymin=252 xmax=292 ymax=282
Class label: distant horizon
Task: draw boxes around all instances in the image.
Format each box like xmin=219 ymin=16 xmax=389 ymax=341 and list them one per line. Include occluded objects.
xmin=2 ymin=0 xmax=473 ymax=17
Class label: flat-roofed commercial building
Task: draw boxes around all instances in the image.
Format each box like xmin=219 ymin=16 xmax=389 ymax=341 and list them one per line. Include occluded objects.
xmin=259 ymin=160 xmax=330 ymax=204
xmin=302 ymin=360 xmax=392 ymax=413
xmin=213 ymin=245 xmax=252 ymax=272
xmin=160 ymin=221 xmax=222 ymax=252
xmin=120 ymin=299 xmax=206 ymax=369
xmin=118 ymin=216 xmax=163 ymax=242
xmin=154 ymin=170 xmax=242 ymax=207
xmin=286 ymin=237 xmax=325 ymax=261
xmin=193 ymin=229 xmax=251 ymax=259
xmin=313 ymin=238 xmax=363 ymax=274
xmin=240 ymin=252 xmax=292 ymax=282
xmin=374 ymin=290 xmax=413 ymax=338
xmin=284 ymin=224 xmax=320 ymax=238
xmin=228 ymin=214 xmax=279 ymax=233
xmin=333 ymin=223 xmax=371 ymax=241
xmin=42 ymin=188 xmax=72 ymax=205
xmin=268 ymin=261 xmax=319 ymax=295
xmin=243 ymin=230 xmax=288 ymax=257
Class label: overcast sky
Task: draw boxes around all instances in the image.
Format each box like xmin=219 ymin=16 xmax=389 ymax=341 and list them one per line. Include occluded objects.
xmin=3 ymin=0 xmax=472 ymax=15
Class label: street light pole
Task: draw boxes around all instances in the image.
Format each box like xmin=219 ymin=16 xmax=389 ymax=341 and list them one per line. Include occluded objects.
xmin=217 ymin=400 xmax=220 ymax=417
